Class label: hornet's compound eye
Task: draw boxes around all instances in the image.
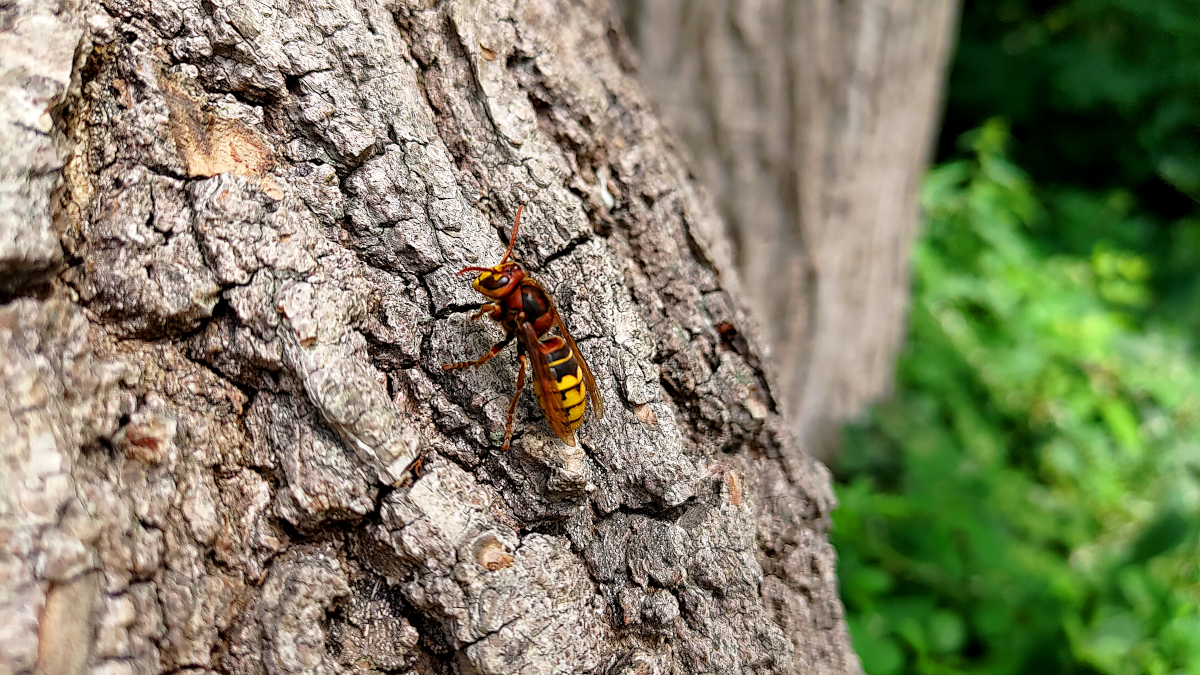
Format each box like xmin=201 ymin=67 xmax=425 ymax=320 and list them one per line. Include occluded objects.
xmin=480 ymin=274 xmax=510 ymax=291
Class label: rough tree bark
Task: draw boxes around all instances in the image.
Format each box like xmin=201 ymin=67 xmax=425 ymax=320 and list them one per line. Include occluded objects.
xmin=0 ymin=0 xmax=860 ymax=674
xmin=620 ymin=0 xmax=960 ymax=459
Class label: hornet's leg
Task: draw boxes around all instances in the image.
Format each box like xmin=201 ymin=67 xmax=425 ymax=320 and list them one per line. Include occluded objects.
xmin=502 ymin=352 xmax=527 ymax=451
xmin=471 ymin=303 xmax=501 ymax=321
xmin=442 ymin=334 xmax=514 ymax=371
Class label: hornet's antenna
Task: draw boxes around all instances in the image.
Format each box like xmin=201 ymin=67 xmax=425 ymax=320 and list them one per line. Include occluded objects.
xmin=499 ymin=203 xmax=524 ymax=264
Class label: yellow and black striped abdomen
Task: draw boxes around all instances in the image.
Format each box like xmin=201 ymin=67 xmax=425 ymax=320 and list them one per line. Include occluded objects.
xmin=547 ymin=342 xmax=588 ymax=432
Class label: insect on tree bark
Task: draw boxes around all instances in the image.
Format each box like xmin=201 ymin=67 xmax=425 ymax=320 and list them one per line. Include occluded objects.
xmin=0 ymin=0 xmax=861 ymax=673
xmin=442 ymin=204 xmax=604 ymax=451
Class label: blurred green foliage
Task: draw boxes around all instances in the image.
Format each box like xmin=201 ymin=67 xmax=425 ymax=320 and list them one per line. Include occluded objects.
xmin=942 ymin=0 xmax=1200 ymax=199
xmin=833 ymin=120 xmax=1200 ymax=675
xmin=940 ymin=0 xmax=1200 ymax=334
xmin=833 ymin=3 xmax=1200 ymax=673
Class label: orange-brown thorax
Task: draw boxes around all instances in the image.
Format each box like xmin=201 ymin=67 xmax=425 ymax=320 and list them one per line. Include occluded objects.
xmin=467 ymin=263 xmax=556 ymax=337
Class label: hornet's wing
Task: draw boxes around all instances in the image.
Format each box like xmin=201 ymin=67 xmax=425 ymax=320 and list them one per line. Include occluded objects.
xmin=519 ymin=322 xmax=576 ymax=446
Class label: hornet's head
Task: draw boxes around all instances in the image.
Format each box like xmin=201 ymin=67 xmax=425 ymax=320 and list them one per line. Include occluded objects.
xmin=457 ymin=204 xmax=528 ymax=298
xmin=461 ymin=261 xmax=525 ymax=298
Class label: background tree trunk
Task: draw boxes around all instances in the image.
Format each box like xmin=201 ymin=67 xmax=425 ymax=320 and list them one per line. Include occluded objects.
xmin=0 ymin=0 xmax=859 ymax=673
xmin=620 ymin=0 xmax=960 ymax=460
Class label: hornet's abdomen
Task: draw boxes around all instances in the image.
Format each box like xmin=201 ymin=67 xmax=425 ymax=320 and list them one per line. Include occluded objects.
xmin=544 ymin=342 xmax=588 ymax=431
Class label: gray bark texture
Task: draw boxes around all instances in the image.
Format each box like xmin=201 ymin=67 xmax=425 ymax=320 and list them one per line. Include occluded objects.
xmin=0 ymin=0 xmax=860 ymax=674
xmin=620 ymin=0 xmax=960 ymax=459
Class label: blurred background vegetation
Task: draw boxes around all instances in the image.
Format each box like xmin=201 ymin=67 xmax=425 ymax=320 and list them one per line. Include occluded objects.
xmin=832 ymin=1 xmax=1200 ymax=674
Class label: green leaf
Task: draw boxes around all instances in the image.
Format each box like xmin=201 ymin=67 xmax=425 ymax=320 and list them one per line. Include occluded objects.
xmin=1128 ymin=509 xmax=1194 ymax=564
xmin=849 ymin=616 xmax=906 ymax=675
xmin=927 ymin=610 xmax=967 ymax=654
xmin=1098 ymin=399 xmax=1144 ymax=457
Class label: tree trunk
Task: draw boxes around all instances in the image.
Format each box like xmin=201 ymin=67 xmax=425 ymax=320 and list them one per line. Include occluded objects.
xmin=0 ymin=0 xmax=859 ymax=673
xmin=620 ymin=0 xmax=960 ymax=460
